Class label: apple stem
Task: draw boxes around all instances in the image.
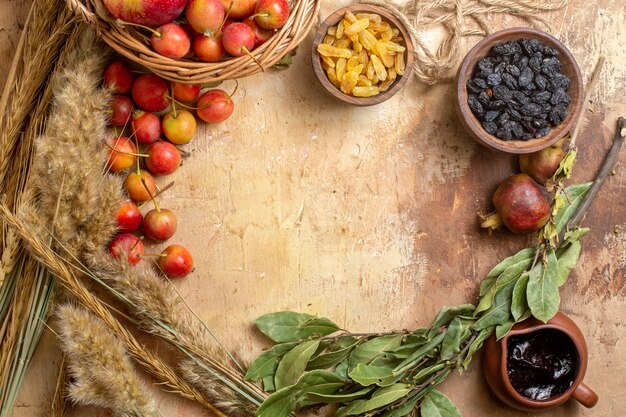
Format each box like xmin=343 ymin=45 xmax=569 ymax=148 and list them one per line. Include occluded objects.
xmin=138 ymin=181 xmax=175 ymax=209
xmin=165 ymin=94 xmax=206 ymax=110
xmin=141 ymin=177 xmax=161 ymax=212
xmin=141 ymin=253 xmax=167 ymax=258
xmin=249 ymin=13 xmax=269 ymax=20
xmin=170 ymin=84 xmax=178 ymax=119
xmin=217 ymin=0 xmax=235 ymax=34
xmin=229 ymin=79 xmax=239 ymax=98
xmin=103 ymin=140 xmax=149 ymax=157
xmin=130 ymin=235 xmax=144 ymax=251
xmin=115 ymin=19 xmax=162 ymax=38
xmin=242 ymin=47 xmax=264 ymax=72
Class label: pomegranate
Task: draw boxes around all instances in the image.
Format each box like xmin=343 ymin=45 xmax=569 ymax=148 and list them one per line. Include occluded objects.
xmin=481 ymin=174 xmax=551 ymax=235
xmin=519 ymin=140 xmax=566 ymax=185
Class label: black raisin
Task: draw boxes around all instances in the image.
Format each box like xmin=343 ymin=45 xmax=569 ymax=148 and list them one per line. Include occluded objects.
xmin=484 ymin=110 xmax=500 ymax=122
xmin=522 ymin=131 xmax=534 ymax=140
xmin=534 ymin=74 xmax=547 ymax=90
xmin=541 ymin=57 xmax=562 ymax=75
xmin=553 ymin=73 xmax=571 ymax=90
xmin=512 ymin=91 xmax=529 ymax=106
xmin=518 ymin=67 xmax=533 ymax=87
xmin=489 ymin=99 xmax=506 ymax=110
xmin=549 ymin=109 xmax=562 ymax=125
xmin=540 ymin=45 xmax=559 ymax=56
xmin=478 ymin=58 xmax=494 ymax=73
xmin=472 ymin=78 xmax=488 ymax=89
xmin=497 ymin=126 xmax=513 ymax=140
xmin=510 ymin=121 xmax=524 ymax=138
xmin=506 ymin=65 xmax=521 ymax=77
xmin=468 ymin=95 xmax=485 ymax=116
xmin=508 ymin=108 xmax=522 ymax=121
xmin=483 ymin=121 xmax=497 ymax=134
xmin=493 ymin=85 xmax=512 ymax=102
xmin=493 ymin=41 xmax=521 ymax=55
xmin=518 ymin=56 xmax=529 ymax=71
xmin=487 ymin=73 xmax=502 ymax=86
xmin=529 ymin=56 xmax=542 ymax=73
xmin=521 ymin=103 xmax=542 ymax=116
xmin=536 ymin=127 xmax=551 ymax=138
xmin=494 ymin=62 xmax=507 ymax=75
xmin=502 ymin=73 xmax=518 ymax=89
xmin=497 ymin=112 xmax=510 ymax=125
xmin=467 ymin=80 xmax=481 ymax=94
xmin=524 ymin=82 xmax=536 ymax=91
xmin=478 ymin=91 xmax=490 ymax=106
xmin=550 ymin=88 xmax=566 ymax=105
xmin=532 ymin=90 xmax=551 ymax=103
xmin=533 ymin=118 xmax=548 ymax=128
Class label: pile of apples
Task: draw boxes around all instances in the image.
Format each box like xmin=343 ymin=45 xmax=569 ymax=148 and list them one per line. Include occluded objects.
xmin=103 ymin=0 xmax=290 ymax=62
xmin=104 ymin=59 xmax=234 ymax=278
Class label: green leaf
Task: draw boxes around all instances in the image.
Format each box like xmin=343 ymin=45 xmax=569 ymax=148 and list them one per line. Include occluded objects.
xmin=339 ymin=384 xmax=413 ymax=415
xmin=517 ymin=308 xmax=532 ymax=323
xmin=380 ymin=397 xmax=419 ymax=417
xmin=496 ymin=320 xmax=515 ymax=340
xmin=393 ymin=333 xmax=445 ymax=375
xmin=474 ymin=284 xmax=497 ymax=316
xmin=440 ymin=318 xmax=463 ymax=361
xmin=274 ymin=52 xmax=294 ymax=69
xmin=476 ymin=255 xmax=532 ymax=317
xmin=413 ymin=363 xmax=447 ymax=382
xmin=334 ymin=400 xmax=368 ymax=417
xmin=487 ymin=247 xmax=536 ymax=278
xmin=306 ymin=386 xmax=373 ymax=404
xmin=275 ymin=340 xmax=320 ymax=390
xmin=565 ymin=227 xmax=590 ymax=243
xmin=555 ymin=182 xmax=592 ymax=233
xmin=473 ymin=278 xmax=516 ymax=331
xmin=479 ymin=277 xmax=496 ymax=296
xmin=462 ymin=327 xmax=494 ymax=369
xmin=348 ymin=335 xmax=403 ymax=370
xmin=336 ymin=360 xmax=349 ymax=380
xmin=257 ymin=370 xmax=344 ymax=417
xmin=348 ymin=364 xmax=401 ymax=387
xmin=511 ymin=273 xmax=529 ymax=321
xmin=556 ymin=240 xmax=581 ymax=287
xmin=527 ymin=250 xmax=560 ymax=323
xmin=262 ymin=375 xmax=276 ymax=392
xmin=420 ymin=390 xmax=461 ymax=417
xmin=428 ymin=304 xmax=475 ymax=337
xmin=308 ymin=339 xmax=359 ymax=370
xmin=245 ymin=342 xmax=298 ymax=381
xmin=255 ymin=311 xmax=340 ymax=343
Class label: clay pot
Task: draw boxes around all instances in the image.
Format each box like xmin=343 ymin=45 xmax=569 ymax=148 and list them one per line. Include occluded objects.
xmin=483 ymin=312 xmax=598 ymax=411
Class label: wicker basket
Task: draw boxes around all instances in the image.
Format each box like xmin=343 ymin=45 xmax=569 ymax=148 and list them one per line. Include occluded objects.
xmin=66 ymin=0 xmax=320 ymax=83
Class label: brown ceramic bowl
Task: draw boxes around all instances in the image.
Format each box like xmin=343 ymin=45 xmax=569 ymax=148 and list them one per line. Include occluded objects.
xmin=455 ymin=27 xmax=583 ymax=153
xmin=483 ymin=312 xmax=598 ymax=411
xmin=311 ymin=4 xmax=415 ymax=106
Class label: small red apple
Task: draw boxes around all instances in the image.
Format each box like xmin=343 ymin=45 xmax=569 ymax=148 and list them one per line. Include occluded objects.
xmin=124 ymin=169 xmax=156 ymax=202
xmin=173 ymin=83 xmax=201 ymax=102
xmin=193 ymin=34 xmax=226 ymax=62
xmin=115 ymin=200 xmax=143 ymax=233
xmin=109 ymin=95 xmax=134 ymax=126
xmin=197 ymin=89 xmax=234 ymax=123
xmin=243 ymin=19 xmax=273 ymax=46
xmin=132 ymin=74 xmax=169 ymax=112
xmin=254 ymin=0 xmax=289 ymax=30
xmin=131 ymin=110 xmax=162 ymax=144
xmin=145 ymin=141 xmax=181 ymax=175
xmin=222 ymin=22 xmax=255 ymax=57
xmin=158 ymin=244 xmax=193 ymax=278
xmin=162 ymin=110 xmax=197 ymax=144
xmin=220 ymin=0 xmax=255 ymax=19
xmin=106 ymin=137 xmax=137 ymax=173
xmin=186 ymin=0 xmax=225 ymax=35
xmin=102 ymin=0 xmax=189 ymax=27
xmin=104 ymin=60 xmax=135 ymax=94
xmin=143 ymin=208 xmax=177 ymax=242
xmin=108 ymin=233 xmax=144 ymax=266
xmin=151 ymin=23 xmax=191 ymax=59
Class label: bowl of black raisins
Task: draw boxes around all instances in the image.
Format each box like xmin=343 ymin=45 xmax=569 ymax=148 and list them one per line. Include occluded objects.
xmin=455 ymin=27 xmax=583 ymax=154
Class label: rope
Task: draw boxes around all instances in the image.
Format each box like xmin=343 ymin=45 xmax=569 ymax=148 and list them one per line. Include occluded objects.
xmin=360 ymin=0 xmax=570 ymax=85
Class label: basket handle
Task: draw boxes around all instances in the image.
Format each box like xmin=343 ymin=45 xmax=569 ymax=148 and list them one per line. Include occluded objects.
xmin=66 ymin=0 xmax=98 ymax=26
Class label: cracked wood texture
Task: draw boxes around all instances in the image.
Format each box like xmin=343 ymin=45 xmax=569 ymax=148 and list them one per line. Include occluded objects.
xmin=2 ymin=0 xmax=625 ymax=416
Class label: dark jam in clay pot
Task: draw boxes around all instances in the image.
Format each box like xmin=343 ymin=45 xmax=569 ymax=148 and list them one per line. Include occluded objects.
xmin=506 ymin=329 xmax=577 ymax=400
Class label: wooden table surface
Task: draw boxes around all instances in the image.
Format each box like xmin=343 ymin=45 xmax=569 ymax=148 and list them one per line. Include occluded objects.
xmin=2 ymin=1 xmax=625 ymax=416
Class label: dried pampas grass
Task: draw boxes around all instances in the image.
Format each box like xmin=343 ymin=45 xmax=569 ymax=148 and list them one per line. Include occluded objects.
xmin=57 ymin=304 xmax=159 ymax=417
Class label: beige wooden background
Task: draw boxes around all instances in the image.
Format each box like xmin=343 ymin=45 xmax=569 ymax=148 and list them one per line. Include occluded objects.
xmin=1 ymin=0 xmax=625 ymax=416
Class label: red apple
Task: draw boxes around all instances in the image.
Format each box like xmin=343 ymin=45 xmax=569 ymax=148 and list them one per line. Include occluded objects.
xmin=158 ymin=244 xmax=193 ymax=278
xmin=193 ymin=34 xmax=225 ymax=62
xmin=106 ymin=137 xmax=137 ymax=173
xmin=162 ymin=110 xmax=197 ymax=144
xmin=254 ymin=0 xmax=289 ymax=30
xmin=151 ymin=23 xmax=191 ymax=59
xmin=109 ymin=95 xmax=134 ymax=126
xmin=173 ymin=83 xmax=201 ymax=102
xmin=243 ymin=19 xmax=273 ymax=46
xmin=143 ymin=208 xmax=177 ymax=242
xmin=145 ymin=141 xmax=181 ymax=175
xmin=108 ymin=233 xmax=144 ymax=265
xmin=132 ymin=74 xmax=169 ymax=112
xmin=220 ymin=0 xmax=255 ymax=19
xmin=197 ymin=89 xmax=234 ymax=123
xmin=102 ymin=0 xmax=189 ymax=27
xmin=186 ymin=0 xmax=225 ymax=35
xmin=131 ymin=110 xmax=161 ymax=144
xmin=104 ymin=61 xmax=135 ymax=94
xmin=221 ymin=18 xmax=236 ymax=32
xmin=124 ymin=169 xmax=156 ymax=202
xmin=115 ymin=200 xmax=143 ymax=233
xmin=222 ymin=23 xmax=255 ymax=57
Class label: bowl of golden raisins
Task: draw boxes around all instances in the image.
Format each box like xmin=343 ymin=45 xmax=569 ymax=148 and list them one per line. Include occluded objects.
xmin=312 ymin=4 xmax=415 ymax=106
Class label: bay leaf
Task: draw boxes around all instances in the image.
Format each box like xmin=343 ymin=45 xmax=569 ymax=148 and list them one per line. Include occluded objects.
xmin=473 ymin=279 xmax=516 ymax=331
xmin=336 ymin=360 xmax=349 ymax=380
xmin=516 ymin=308 xmax=532 ymax=323
xmin=256 ymin=385 xmax=299 ymax=417
xmin=348 ymin=364 xmax=400 ymax=387
xmin=554 ymin=182 xmax=592 ymax=233
xmin=306 ymin=386 xmax=373 ymax=404
xmin=427 ymin=304 xmax=475 ymax=338
xmin=496 ymin=320 xmax=515 ymax=340
xmin=565 ymin=227 xmax=590 ymax=243
xmin=527 ymin=250 xmax=560 ymax=323
xmin=420 ymin=390 xmax=461 ymax=417
xmin=393 ymin=333 xmax=445 ymax=375
xmin=245 ymin=342 xmax=298 ymax=381
xmin=348 ymin=335 xmax=403 ymax=370
xmin=556 ymin=240 xmax=581 ymax=287
xmin=511 ymin=273 xmax=529 ymax=321
xmin=474 ymin=284 xmax=497 ymax=316
xmin=476 ymin=256 xmax=531 ymax=317
xmin=334 ymin=400 xmax=368 ymax=417
xmin=440 ymin=318 xmax=462 ymax=361
xmin=255 ymin=311 xmax=340 ymax=343
xmin=461 ymin=327 xmax=494 ymax=369
xmin=380 ymin=397 xmax=419 ymax=417
xmin=340 ymin=384 xmax=413 ymax=415
xmin=263 ymin=375 xmax=275 ymax=392
xmin=275 ymin=340 xmax=320 ymax=390
xmin=487 ymin=247 xmax=536 ymax=278
xmin=293 ymin=370 xmax=347 ymax=408
xmin=479 ymin=276 xmax=496 ymax=296
xmin=413 ymin=363 xmax=447 ymax=382
xmin=308 ymin=339 xmax=359 ymax=370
